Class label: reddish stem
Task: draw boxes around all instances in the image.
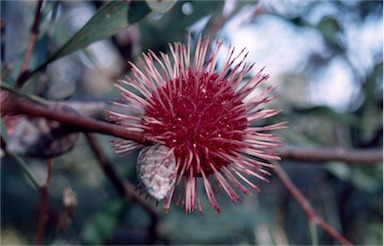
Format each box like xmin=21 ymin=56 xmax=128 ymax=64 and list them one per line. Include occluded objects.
xmin=2 ymin=97 xmax=382 ymax=165
xmin=1 ymin=98 xmax=151 ymax=145
xmin=273 ymin=161 xmax=353 ymax=246
xmin=35 ymin=158 xmax=53 ymax=245
xmin=277 ymin=146 xmax=382 ymax=164
xmin=15 ymin=0 xmax=44 ymax=88
xmin=84 ymin=133 xmax=159 ymax=244
xmin=84 ymin=133 xmax=159 ymax=217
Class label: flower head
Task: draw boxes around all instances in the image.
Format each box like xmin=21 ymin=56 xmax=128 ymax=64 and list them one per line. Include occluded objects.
xmin=110 ymin=35 xmax=285 ymax=213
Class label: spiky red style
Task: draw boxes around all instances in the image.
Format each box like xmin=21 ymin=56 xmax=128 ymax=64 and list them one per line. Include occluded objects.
xmin=110 ymin=36 xmax=285 ymax=213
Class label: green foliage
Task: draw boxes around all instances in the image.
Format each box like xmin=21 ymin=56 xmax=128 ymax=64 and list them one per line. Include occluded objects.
xmin=26 ymin=1 xmax=152 ymax=81
xmin=1 ymin=1 xmax=382 ymax=245
xmin=81 ymin=198 xmax=126 ymax=245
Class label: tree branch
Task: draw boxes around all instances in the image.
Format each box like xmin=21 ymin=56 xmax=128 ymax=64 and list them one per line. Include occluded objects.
xmin=1 ymin=96 xmax=382 ymax=164
xmin=35 ymin=158 xmax=54 ymax=245
xmin=277 ymin=146 xmax=382 ymax=164
xmin=84 ymin=133 xmax=159 ymax=244
xmin=15 ymin=0 xmax=44 ymax=88
xmin=1 ymin=97 xmax=151 ymax=145
xmin=273 ymin=161 xmax=353 ymax=246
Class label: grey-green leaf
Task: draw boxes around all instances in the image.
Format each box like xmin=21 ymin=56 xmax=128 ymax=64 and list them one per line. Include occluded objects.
xmin=26 ymin=1 xmax=151 ymax=81
xmin=127 ymin=1 xmax=152 ymax=23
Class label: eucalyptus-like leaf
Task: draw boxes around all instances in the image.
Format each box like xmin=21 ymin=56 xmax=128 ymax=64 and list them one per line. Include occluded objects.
xmin=26 ymin=1 xmax=151 ymax=81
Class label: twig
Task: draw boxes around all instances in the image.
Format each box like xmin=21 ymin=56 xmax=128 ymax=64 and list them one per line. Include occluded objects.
xmin=15 ymin=0 xmax=44 ymax=88
xmin=84 ymin=133 xmax=159 ymax=244
xmin=273 ymin=161 xmax=353 ymax=246
xmin=1 ymin=97 xmax=150 ymax=145
xmin=1 ymin=82 xmax=108 ymax=118
xmin=277 ymin=146 xmax=382 ymax=164
xmin=35 ymin=158 xmax=54 ymax=245
xmin=37 ymin=1 xmax=60 ymax=96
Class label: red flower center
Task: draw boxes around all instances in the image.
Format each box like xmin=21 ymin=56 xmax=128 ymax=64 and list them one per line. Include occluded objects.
xmin=142 ymin=70 xmax=248 ymax=177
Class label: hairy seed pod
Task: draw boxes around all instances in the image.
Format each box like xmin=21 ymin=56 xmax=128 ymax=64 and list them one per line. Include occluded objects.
xmin=137 ymin=144 xmax=177 ymax=200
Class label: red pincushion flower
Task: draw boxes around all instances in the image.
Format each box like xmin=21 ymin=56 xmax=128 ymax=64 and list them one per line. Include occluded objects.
xmin=110 ymin=36 xmax=285 ymax=213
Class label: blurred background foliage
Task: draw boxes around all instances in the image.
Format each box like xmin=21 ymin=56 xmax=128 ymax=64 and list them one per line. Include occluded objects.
xmin=1 ymin=0 xmax=382 ymax=245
